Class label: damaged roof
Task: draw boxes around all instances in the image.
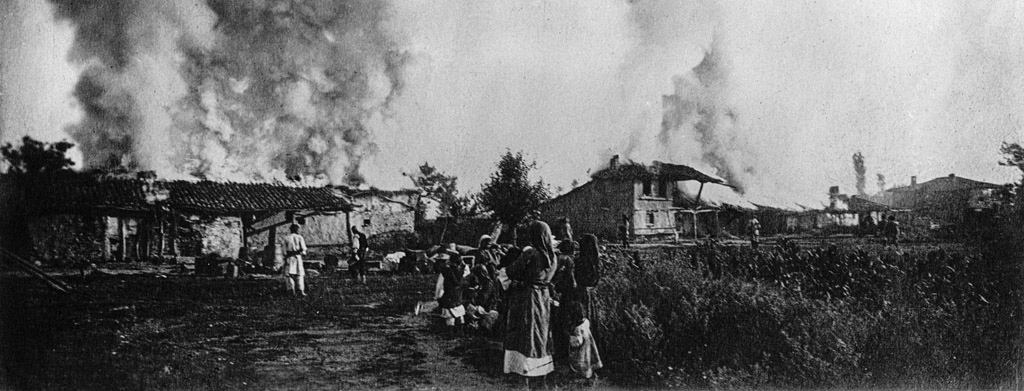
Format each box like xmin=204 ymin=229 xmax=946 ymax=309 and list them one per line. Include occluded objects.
xmin=4 ymin=173 xmax=354 ymax=215
xmin=591 ymin=161 xmax=725 ymax=184
xmin=848 ymin=196 xmax=894 ymax=213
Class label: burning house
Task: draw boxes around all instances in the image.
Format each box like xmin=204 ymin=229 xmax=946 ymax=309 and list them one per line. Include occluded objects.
xmin=1 ymin=172 xmax=417 ymax=266
xmin=539 ymin=157 xmax=730 ymax=241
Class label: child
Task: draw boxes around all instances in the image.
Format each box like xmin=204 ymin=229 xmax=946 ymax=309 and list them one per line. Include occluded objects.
xmin=567 ymin=302 xmax=602 ymax=379
xmin=438 ymin=256 xmax=467 ymax=333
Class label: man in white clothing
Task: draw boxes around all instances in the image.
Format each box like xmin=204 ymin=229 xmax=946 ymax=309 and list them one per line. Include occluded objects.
xmin=284 ymin=224 xmax=308 ymax=296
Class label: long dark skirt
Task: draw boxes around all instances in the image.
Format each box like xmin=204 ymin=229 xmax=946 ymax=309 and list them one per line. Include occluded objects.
xmin=503 ymin=284 xmax=554 ymax=376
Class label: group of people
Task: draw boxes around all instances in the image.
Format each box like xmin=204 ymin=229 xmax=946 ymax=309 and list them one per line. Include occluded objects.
xmin=279 ymin=224 xmax=370 ymax=297
xmin=417 ymin=220 xmax=605 ymax=385
xmin=860 ymin=214 xmax=902 ymax=244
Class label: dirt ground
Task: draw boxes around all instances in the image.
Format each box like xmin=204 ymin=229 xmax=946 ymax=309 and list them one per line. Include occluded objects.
xmin=0 ymin=269 xmax=602 ymax=390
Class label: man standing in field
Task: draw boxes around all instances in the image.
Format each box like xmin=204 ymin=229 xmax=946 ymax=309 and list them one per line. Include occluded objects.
xmin=350 ymin=226 xmax=369 ymax=283
xmin=747 ymin=217 xmax=762 ymax=250
xmin=284 ymin=224 xmax=308 ymax=296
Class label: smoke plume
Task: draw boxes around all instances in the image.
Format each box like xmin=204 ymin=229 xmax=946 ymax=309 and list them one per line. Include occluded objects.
xmin=5 ymin=0 xmax=1022 ymax=201
xmin=853 ymin=152 xmax=866 ymax=196
xmin=50 ymin=0 xmax=408 ymax=184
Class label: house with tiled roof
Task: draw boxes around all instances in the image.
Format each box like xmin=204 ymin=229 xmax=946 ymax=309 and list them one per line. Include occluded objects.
xmin=539 ymin=156 xmax=732 ymax=241
xmin=1 ymin=172 xmax=417 ymax=265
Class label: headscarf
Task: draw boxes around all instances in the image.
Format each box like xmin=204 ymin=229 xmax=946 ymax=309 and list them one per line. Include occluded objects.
xmin=478 ymin=235 xmax=493 ymax=249
xmin=527 ymin=220 xmax=555 ymax=268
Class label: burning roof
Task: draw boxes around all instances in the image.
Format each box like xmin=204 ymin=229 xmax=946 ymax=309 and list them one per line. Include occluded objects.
xmin=591 ymin=160 xmax=725 ymax=184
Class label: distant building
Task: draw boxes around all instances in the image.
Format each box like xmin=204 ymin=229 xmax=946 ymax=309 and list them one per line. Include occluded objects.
xmin=539 ymin=157 xmax=729 ymax=241
xmin=875 ymin=174 xmax=1004 ymax=225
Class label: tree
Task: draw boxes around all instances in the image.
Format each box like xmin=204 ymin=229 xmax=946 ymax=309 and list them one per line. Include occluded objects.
xmin=852 ymin=151 xmax=866 ymax=196
xmin=876 ymin=173 xmax=886 ymax=193
xmin=478 ymin=151 xmax=550 ymax=244
xmin=1 ymin=136 xmax=75 ymax=175
xmin=1001 ymin=142 xmax=1024 ymax=178
xmin=1000 ymin=142 xmax=1024 ymax=206
xmin=405 ymin=162 xmax=475 ymax=219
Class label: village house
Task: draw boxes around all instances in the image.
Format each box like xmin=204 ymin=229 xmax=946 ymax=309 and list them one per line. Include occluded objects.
xmin=540 ymin=157 xmax=730 ymax=241
xmin=0 ymin=172 xmax=418 ymax=266
xmin=874 ymin=174 xmax=1004 ymax=227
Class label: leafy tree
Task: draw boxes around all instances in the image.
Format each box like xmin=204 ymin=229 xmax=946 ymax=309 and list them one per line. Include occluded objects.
xmin=876 ymin=173 xmax=886 ymax=193
xmin=1000 ymin=142 xmax=1024 ymax=206
xmin=478 ymin=151 xmax=550 ymax=243
xmin=405 ymin=162 xmax=475 ymax=219
xmin=852 ymin=151 xmax=866 ymax=196
xmin=1 ymin=136 xmax=75 ymax=174
xmin=1001 ymin=142 xmax=1024 ymax=177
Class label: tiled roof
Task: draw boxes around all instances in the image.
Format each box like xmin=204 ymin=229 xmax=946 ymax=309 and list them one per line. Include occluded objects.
xmin=591 ymin=161 xmax=724 ymax=184
xmin=3 ymin=173 xmax=353 ymax=215
xmin=166 ymin=181 xmax=353 ymax=214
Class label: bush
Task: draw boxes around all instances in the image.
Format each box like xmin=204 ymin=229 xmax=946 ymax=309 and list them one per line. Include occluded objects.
xmin=592 ymin=241 xmax=1021 ymax=388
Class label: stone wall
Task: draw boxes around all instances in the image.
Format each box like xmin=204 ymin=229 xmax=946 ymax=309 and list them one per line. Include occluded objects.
xmin=26 ymin=214 xmax=108 ymax=265
xmin=198 ymin=216 xmax=243 ymax=259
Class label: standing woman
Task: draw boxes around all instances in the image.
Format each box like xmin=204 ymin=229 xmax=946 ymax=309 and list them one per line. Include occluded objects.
xmin=575 ymin=234 xmax=602 ymax=329
xmin=504 ymin=221 xmax=559 ymax=384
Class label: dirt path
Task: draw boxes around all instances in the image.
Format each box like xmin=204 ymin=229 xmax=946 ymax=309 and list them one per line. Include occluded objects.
xmin=0 ymin=272 xmax=532 ymax=390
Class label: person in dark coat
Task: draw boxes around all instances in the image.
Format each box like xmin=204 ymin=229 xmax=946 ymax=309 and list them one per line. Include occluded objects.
xmin=503 ymin=221 xmax=558 ymax=383
xmin=574 ymin=234 xmax=602 ymax=330
xmin=552 ymin=239 xmax=578 ymax=360
xmin=439 ymin=256 xmax=467 ymax=332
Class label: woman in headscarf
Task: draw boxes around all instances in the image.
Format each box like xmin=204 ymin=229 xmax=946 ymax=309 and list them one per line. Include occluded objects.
xmin=472 ymin=235 xmax=499 ymax=267
xmin=503 ymin=221 xmax=558 ymax=384
xmin=575 ymin=234 xmax=602 ymax=328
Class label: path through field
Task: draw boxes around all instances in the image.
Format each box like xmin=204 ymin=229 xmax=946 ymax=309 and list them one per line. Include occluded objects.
xmin=0 ymin=271 xmax=535 ymax=390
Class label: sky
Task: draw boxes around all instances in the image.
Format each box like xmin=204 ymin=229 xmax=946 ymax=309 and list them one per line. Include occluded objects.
xmin=1 ymin=0 xmax=1022 ymax=207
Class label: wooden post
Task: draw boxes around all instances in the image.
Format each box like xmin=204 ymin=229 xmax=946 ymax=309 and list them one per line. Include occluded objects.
xmin=104 ymin=217 xmax=112 ymax=260
xmin=158 ymin=213 xmax=165 ymax=258
xmin=170 ymin=214 xmax=178 ymax=257
xmin=714 ymin=211 xmax=720 ymax=237
xmin=696 ymin=182 xmax=706 ymax=204
xmin=345 ymin=211 xmax=352 ymax=245
xmin=266 ymin=226 xmax=277 ymax=267
xmin=693 ymin=211 xmax=698 ymax=240
xmin=118 ymin=217 xmax=127 ymax=262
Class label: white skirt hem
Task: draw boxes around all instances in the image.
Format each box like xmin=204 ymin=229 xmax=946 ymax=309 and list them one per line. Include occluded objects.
xmin=503 ymin=350 xmax=553 ymax=377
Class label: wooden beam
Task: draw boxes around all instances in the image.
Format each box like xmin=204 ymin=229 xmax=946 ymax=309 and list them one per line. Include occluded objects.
xmin=118 ymin=218 xmax=126 ymax=262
